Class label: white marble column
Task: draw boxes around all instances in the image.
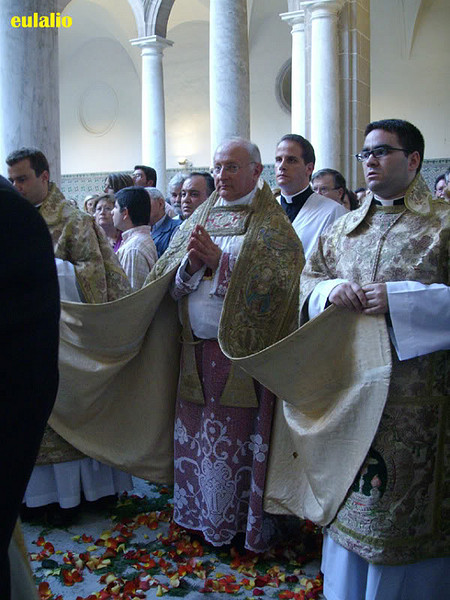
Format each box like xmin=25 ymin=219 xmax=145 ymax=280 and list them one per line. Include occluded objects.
xmin=280 ymin=10 xmax=306 ymax=135
xmin=0 ymin=0 xmax=61 ymax=183
xmin=309 ymin=0 xmax=344 ymax=170
xmin=131 ymin=35 xmax=173 ymax=194
xmin=210 ymin=0 xmax=250 ymax=155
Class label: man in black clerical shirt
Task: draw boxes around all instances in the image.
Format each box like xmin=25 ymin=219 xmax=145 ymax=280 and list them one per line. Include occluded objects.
xmin=274 ymin=134 xmax=347 ymax=258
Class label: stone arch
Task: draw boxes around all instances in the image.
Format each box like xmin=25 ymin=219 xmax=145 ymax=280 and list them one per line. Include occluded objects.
xmin=57 ymin=0 xmax=72 ymax=11
xmin=400 ymin=0 xmax=425 ymax=57
xmin=126 ymin=0 xmax=175 ymax=37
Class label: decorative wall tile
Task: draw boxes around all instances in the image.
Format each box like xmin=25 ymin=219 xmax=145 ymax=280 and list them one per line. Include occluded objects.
xmin=61 ymin=160 xmax=448 ymax=208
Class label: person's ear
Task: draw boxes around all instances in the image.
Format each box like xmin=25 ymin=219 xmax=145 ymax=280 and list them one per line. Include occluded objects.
xmin=408 ymin=151 xmax=420 ymax=173
xmin=254 ymin=162 xmax=264 ymax=178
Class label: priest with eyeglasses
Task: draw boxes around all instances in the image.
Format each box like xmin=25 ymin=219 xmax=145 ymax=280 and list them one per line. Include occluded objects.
xmin=297 ymin=118 xmax=450 ymax=600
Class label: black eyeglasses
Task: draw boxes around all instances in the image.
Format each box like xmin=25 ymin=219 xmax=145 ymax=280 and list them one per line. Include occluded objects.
xmin=355 ymin=145 xmax=409 ymax=162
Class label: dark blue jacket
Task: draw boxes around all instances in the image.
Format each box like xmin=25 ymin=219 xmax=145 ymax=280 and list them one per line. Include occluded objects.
xmin=151 ymin=214 xmax=181 ymax=257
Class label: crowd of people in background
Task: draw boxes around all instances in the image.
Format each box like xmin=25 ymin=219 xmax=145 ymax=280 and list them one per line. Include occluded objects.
xmin=2 ymin=121 xmax=449 ymax=600
xmin=78 ymin=151 xmax=373 ymax=288
xmin=79 ymin=160 xmax=450 ymax=278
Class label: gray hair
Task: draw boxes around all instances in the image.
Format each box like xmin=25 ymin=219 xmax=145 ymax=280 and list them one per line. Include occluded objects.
xmin=215 ymin=137 xmax=262 ymax=164
xmin=167 ymin=173 xmax=188 ymax=193
xmin=145 ymin=187 xmax=165 ymax=202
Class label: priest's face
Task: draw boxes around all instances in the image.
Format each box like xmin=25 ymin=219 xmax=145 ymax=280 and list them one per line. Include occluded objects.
xmin=8 ymin=158 xmax=49 ymax=206
xmin=362 ymin=129 xmax=420 ymax=200
xmin=213 ymin=142 xmax=262 ymax=202
xmin=275 ymin=140 xmax=314 ymax=196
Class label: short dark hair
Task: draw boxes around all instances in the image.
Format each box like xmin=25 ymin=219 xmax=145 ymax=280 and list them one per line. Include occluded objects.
xmin=186 ymin=171 xmax=215 ymax=197
xmin=364 ymin=119 xmax=424 ymax=172
xmin=6 ymin=147 xmax=50 ymax=178
xmin=278 ymin=134 xmax=315 ymax=166
xmin=312 ymin=168 xmax=346 ymax=191
xmin=115 ymin=187 xmax=151 ymax=226
xmin=105 ymin=172 xmax=134 ymax=193
xmin=134 ymin=165 xmax=157 ymax=186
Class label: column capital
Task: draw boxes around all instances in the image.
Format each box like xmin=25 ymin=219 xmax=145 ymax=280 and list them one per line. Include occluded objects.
xmin=300 ymin=0 xmax=345 ymax=17
xmin=130 ymin=35 xmax=173 ymax=54
xmin=280 ymin=10 xmax=305 ymax=30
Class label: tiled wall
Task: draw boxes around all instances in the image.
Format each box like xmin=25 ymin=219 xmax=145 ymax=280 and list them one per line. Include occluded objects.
xmin=61 ymin=159 xmax=450 ymax=207
xmin=61 ymin=167 xmax=281 ymax=206
xmin=421 ymin=159 xmax=450 ymax=193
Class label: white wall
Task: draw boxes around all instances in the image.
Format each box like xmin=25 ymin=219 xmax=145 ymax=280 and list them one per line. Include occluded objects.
xmin=249 ymin=0 xmax=291 ymax=165
xmin=164 ymin=0 xmax=291 ymax=169
xmin=58 ymin=0 xmax=449 ymax=176
xmin=60 ymin=0 xmax=141 ymax=174
xmin=371 ymin=0 xmax=450 ymax=159
xmin=164 ymin=19 xmax=211 ymax=169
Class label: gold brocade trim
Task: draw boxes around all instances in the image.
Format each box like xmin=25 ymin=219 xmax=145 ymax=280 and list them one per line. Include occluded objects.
xmin=148 ymin=196 xmax=214 ymax=282
xmin=364 ymin=208 xmax=407 ymax=281
xmin=40 ymin=182 xmax=131 ymax=303
xmin=205 ymin=205 xmax=253 ymax=236
xmin=370 ymin=205 xmax=406 ymax=214
xmin=221 ymin=362 xmax=259 ymax=407
xmin=219 ymin=185 xmax=304 ymax=358
xmin=404 ymin=173 xmax=433 ymax=215
xmin=179 ymin=297 xmax=207 ymax=405
xmin=36 ymin=424 xmax=86 ymax=465
xmin=40 ymin=182 xmax=66 ymax=225
xmin=149 ymin=181 xmax=303 ymax=364
xmin=343 ymin=173 xmax=433 ymax=235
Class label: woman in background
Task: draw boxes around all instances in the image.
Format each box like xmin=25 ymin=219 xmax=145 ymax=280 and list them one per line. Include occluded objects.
xmin=103 ymin=172 xmax=133 ymax=194
xmin=94 ymin=193 xmax=122 ymax=251
xmin=83 ymin=193 xmax=99 ymax=215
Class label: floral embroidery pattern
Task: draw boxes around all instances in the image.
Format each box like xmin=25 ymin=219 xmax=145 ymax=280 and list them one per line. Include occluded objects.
xmin=300 ymin=179 xmax=450 ymax=564
xmin=173 ymin=341 xmax=277 ymax=552
xmin=174 ymin=411 xmax=267 ymax=545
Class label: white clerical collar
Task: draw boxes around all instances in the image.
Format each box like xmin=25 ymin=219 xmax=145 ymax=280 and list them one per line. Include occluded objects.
xmin=217 ymin=185 xmax=257 ymax=207
xmin=282 ymin=184 xmax=311 ymax=204
xmin=373 ymin=194 xmax=404 ymax=206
